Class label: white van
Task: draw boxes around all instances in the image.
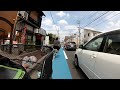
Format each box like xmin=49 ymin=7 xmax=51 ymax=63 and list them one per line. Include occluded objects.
xmin=74 ymin=30 xmax=120 ymax=79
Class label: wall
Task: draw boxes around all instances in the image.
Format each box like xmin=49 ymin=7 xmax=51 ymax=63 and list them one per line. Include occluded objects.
xmin=0 ymin=11 xmax=18 ymax=37
xmin=30 ymin=11 xmax=39 ymax=21
xmin=84 ymin=30 xmax=94 ymax=43
xmin=45 ymin=36 xmax=49 ymax=45
xmin=83 ymin=29 xmax=101 ymax=43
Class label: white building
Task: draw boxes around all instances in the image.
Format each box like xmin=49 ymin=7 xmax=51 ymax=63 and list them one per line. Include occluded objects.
xmin=81 ymin=29 xmax=102 ymax=44
xmin=64 ymin=29 xmax=102 ymax=48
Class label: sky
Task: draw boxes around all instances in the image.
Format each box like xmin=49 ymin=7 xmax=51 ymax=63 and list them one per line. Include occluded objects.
xmin=41 ymin=11 xmax=120 ymax=41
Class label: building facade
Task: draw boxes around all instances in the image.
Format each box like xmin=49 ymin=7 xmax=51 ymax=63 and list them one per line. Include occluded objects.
xmin=82 ymin=29 xmax=102 ymax=44
xmin=34 ymin=28 xmax=46 ymax=46
xmin=64 ymin=36 xmax=71 ymax=42
xmin=0 ymin=11 xmax=45 ymax=45
xmin=64 ymin=29 xmax=102 ymax=48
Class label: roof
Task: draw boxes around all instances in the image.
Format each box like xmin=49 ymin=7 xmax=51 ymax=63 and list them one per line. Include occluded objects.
xmin=36 ymin=11 xmax=45 ymax=16
xmin=40 ymin=11 xmax=45 ymax=16
xmin=84 ymin=29 xmax=102 ymax=33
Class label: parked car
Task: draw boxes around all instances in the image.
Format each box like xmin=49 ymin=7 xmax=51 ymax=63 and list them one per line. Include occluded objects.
xmin=65 ymin=42 xmax=76 ymax=51
xmin=74 ymin=30 xmax=120 ymax=79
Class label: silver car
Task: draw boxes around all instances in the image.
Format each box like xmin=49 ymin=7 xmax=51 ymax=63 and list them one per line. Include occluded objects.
xmin=65 ymin=42 xmax=76 ymax=51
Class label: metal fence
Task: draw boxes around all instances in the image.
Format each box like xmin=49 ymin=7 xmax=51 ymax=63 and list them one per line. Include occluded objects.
xmin=0 ymin=44 xmax=43 ymax=55
xmin=39 ymin=46 xmax=54 ymax=79
xmin=0 ymin=44 xmax=54 ymax=79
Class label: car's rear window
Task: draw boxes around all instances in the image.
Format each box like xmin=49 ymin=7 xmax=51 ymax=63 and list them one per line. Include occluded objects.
xmin=71 ymin=42 xmax=76 ymax=44
xmin=67 ymin=42 xmax=76 ymax=44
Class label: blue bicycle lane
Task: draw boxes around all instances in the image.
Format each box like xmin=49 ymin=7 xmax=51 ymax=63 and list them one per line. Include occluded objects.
xmin=52 ymin=47 xmax=72 ymax=79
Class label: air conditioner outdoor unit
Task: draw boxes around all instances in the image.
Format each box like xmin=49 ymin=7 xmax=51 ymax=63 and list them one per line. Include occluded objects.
xmin=23 ymin=12 xmax=28 ymax=20
xmin=18 ymin=11 xmax=25 ymax=17
xmin=34 ymin=29 xmax=39 ymax=33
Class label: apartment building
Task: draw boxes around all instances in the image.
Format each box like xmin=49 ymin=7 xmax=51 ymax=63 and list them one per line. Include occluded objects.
xmin=82 ymin=29 xmax=102 ymax=44
xmin=64 ymin=29 xmax=102 ymax=47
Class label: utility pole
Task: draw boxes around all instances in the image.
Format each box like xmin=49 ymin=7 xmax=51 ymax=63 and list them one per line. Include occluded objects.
xmin=71 ymin=36 xmax=72 ymax=42
xmin=77 ymin=20 xmax=81 ymax=45
xmin=58 ymin=29 xmax=59 ymax=38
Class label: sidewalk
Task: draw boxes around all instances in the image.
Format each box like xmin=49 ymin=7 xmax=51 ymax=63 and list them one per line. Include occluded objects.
xmin=52 ymin=47 xmax=72 ymax=79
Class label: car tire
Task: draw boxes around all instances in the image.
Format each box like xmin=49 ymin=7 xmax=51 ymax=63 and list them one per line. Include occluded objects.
xmin=74 ymin=56 xmax=79 ymax=68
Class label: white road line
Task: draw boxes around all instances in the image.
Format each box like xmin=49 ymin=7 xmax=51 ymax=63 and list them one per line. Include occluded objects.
xmin=63 ymin=50 xmax=68 ymax=60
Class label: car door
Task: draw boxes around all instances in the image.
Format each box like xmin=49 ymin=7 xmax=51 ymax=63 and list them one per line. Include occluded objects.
xmin=78 ymin=36 xmax=104 ymax=79
xmin=94 ymin=34 xmax=120 ymax=79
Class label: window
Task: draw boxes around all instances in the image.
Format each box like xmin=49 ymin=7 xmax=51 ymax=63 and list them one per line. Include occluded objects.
xmin=84 ymin=35 xmax=86 ymax=38
xmin=104 ymin=34 xmax=120 ymax=55
xmin=26 ymin=34 xmax=32 ymax=44
xmin=93 ymin=33 xmax=96 ymax=36
xmin=88 ymin=33 xmax=90 ymax=36
xmin=71 ymin=42 xmax=76 ymax=44
xmin=84 ymin=37 xmax=103 ymax=51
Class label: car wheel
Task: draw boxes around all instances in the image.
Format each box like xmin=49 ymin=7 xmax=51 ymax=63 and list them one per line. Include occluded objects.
xmin=74 ymin=56 xmax=79 ymax=68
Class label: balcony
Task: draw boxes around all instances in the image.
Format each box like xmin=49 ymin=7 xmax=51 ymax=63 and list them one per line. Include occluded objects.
xmin=28 ymin=16 xmax=41 ymax=27
xmin=34 ymin=28 xmax=46 ymax=36
xmin=18 ymin=16 xmax=39 ymax=29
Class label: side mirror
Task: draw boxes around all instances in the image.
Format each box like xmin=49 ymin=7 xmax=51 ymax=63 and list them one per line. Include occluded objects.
xmin=79 ymin=44 xmax=83 ymax=49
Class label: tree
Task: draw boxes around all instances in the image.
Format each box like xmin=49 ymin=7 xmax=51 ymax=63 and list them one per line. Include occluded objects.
xmin=47 ymin=33 xmax=56 ymax=44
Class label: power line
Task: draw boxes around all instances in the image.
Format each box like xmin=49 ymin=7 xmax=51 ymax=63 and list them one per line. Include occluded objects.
xmin=82 ymin=11 xmax=109 ymax=28
xmin=78 ymin=11 xmax=93 ymax=24
xmin=80 ymin=11 xmax=100 ymax=27
xmin=92 ymin=12 xmax=120 ymax=28
xmin=75 ymin=11 xmax=99 ymax=29
xmin=82 ymin=11 xmax=109 ymax=27
xmin=88 ymin=11 xmax=114 ymax=27
xmin=77 ymin=11 xmax=101 ymax=28
xmin=50 ymin=11 xmax=56 ymax=26
xmin=87 ymin=11 xmax=99 ymax=19
xmin=77 ymin=11 xmax=113 ymax=29
xmin=78 ymin=11 xmax=111 ymax=27
xmin=50 ymin=11 xmax=59 ymax=36
xmin=80 ymin=11 xmax=99 ymax=24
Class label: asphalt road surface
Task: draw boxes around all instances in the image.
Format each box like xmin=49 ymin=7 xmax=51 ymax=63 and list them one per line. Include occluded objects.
xmin=65 ymin=50 xmax=88 ymax=79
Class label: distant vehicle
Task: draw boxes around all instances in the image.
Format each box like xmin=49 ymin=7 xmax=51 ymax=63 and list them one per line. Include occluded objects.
xmin=65 ymin=42 xmax=76 ymax=51
xmin=74 ymin=30 xmax=120 ymax=79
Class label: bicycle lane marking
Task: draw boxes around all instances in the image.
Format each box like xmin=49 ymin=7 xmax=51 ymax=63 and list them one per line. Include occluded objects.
xmin=52 ymin=47 xmax=72 ymax=79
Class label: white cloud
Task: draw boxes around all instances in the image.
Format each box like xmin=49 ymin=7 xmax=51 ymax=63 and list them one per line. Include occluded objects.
xmin=116 ymin=21 xmax=120 ymax=27
xmin=42 ymin=23 xmax=79 ymax=41
xmin=56 ymin=11 xmax=66 ymax=17
xmin=108 ymin=22 xmax=114 ymax=26
xmin=42 ymin=18 xmax=53 ymax=26
xmin=56 ymin=11 xmax=70 ymax=18
xmin=64 ymin=25 xmax=78 ymax=30
xmin=52 ymin=25 xmax=60 ymax=31
xmin=100 ymin=20 xmax=120 ymax=33
xmin=58 ymin=19 xmax=68 ymax=25
xmin=105 ymin=11 xmax=120 ymax=21
xmin=58 ymin=25 xmax=77 ymax=41
xmin=66 ymin=13 xmax=70 ymax=17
